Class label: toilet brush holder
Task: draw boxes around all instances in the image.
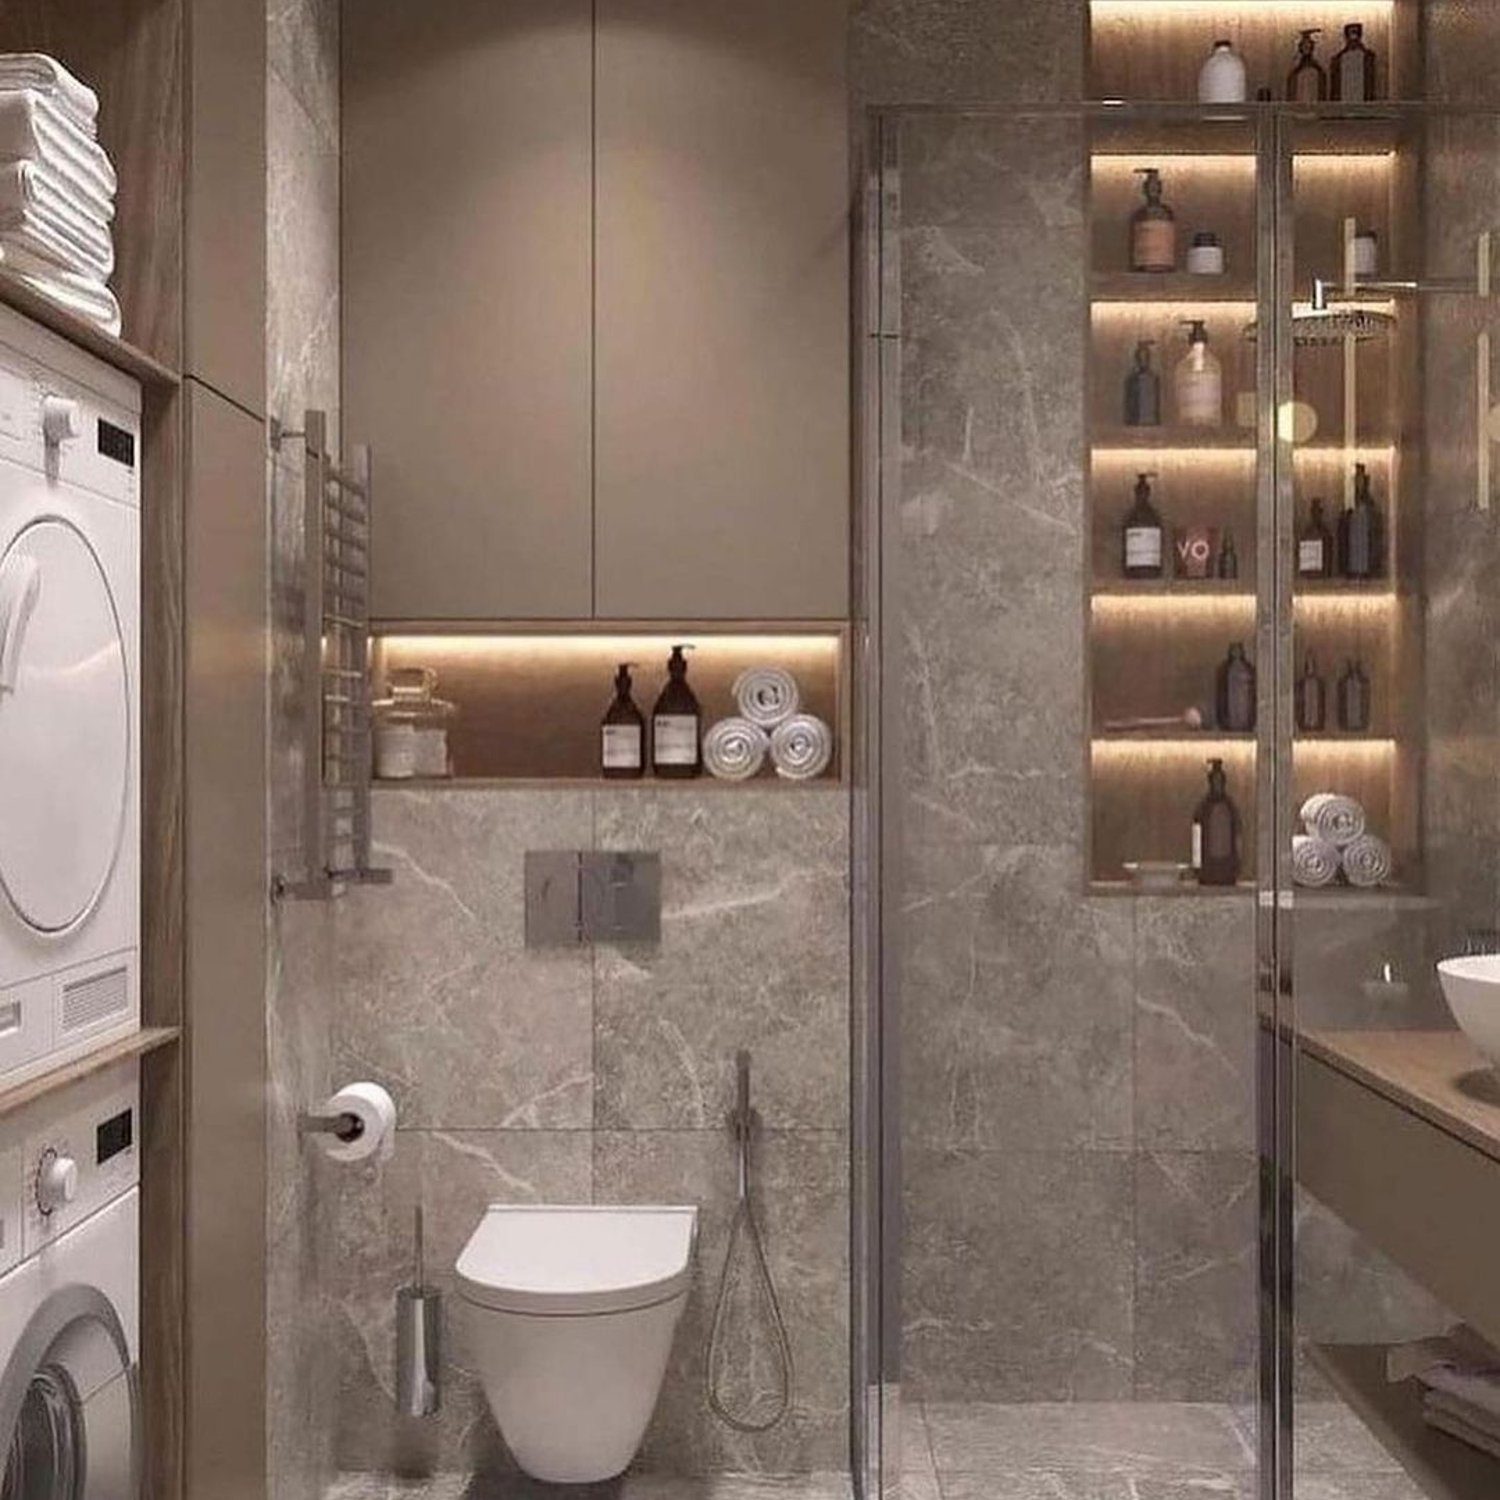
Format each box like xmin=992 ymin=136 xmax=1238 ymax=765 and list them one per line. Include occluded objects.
xmin=395 ymin=1206 xmax=441 ymax=1416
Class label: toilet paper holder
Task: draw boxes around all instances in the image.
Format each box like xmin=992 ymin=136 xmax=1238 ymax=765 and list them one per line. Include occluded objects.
xmin=298 ymin=1110 xmax=365 ymax=1144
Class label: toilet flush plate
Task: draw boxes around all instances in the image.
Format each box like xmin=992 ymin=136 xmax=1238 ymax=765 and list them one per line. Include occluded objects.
xmin=525 ymin=851 xmax=661 ymax=946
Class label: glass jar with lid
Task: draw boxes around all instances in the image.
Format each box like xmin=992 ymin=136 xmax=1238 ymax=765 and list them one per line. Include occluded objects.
xmin=373 ymin=667 xmax=457 ymax=779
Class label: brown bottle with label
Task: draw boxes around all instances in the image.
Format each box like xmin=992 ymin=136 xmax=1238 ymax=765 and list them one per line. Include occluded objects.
xmin=1330 ymin=22 xmax=1378 ymax=102
xmin=1193 ymin=758 xmax=1242 ymax=887
xmin=601 ymin=663 xmax=645 ymax=780
xmin=1130 ymin=168 xmax=1176 ymax=273
xmin=651 ymin=645 xmax=702 ymax=778
xmin=1297 ymin=498 xmax=1335 ymax=580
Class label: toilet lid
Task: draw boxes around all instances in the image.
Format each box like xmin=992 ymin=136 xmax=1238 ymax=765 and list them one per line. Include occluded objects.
xmin=456 ymin=1205 xmax=698 ymax=1316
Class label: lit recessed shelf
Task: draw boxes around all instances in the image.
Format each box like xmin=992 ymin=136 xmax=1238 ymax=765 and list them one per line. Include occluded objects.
xmin=1092 ymin=734 xmax=1396 ymax=750
xmin=1090 ymin=0 xmax=1394 ymax=12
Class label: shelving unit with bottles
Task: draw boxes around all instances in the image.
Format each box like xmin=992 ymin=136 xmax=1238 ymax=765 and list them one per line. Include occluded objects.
xmin=1085 ymin=1 xmax=1423 ymax=893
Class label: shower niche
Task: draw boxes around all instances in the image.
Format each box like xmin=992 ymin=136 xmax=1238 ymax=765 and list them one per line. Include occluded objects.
xmin=1084 ymin=5 xmax=1436 ymax=892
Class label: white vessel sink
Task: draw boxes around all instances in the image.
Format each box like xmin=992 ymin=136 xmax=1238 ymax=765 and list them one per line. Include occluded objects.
xmin=1437 ymin=956 xmax=1500 ymax=1070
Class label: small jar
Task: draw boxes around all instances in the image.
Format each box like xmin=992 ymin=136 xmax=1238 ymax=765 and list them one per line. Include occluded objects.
xmin=373 ymin=667 xmax=457 ymax=780
xmin=1352 ymin=228 xmax=1379 ymax=279
xmin=1186 ymin=232 xmax=1225 ymax=276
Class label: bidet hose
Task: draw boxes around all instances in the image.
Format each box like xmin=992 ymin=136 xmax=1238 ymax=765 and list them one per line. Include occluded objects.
xmin=705 ymin=1051 xmax=794 ymax=1433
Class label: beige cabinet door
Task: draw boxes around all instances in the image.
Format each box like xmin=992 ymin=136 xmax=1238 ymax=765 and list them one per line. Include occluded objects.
xmin=344 ymin=0 xmax=594 ymax=621
xmin=594 ymin=0 xmax=850 ymax=621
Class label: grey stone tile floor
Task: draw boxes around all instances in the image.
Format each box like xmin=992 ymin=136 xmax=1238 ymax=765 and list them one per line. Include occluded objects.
xmin=326 ymin=1398 xmax=1434 ymax=1500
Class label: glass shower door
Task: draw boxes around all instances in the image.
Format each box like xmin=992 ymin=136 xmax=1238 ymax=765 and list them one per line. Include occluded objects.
xmin=1278 ymin=103 xmax=1500 ymax=1500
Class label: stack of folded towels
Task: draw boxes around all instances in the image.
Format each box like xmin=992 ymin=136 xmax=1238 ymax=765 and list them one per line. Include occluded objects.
xmin=1292 ymin=792 xmax=1392 ymax=889
xmin=0 ymin=55 xmax=119 ymax=334
xmin=1389 ymin=1329 xmax=1500 ymax=1459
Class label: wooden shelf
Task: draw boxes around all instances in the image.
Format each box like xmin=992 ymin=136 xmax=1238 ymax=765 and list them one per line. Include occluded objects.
xmin=1093 ymin=580 xmax=1253 ymax=597
xmin=0 ymin=1027 xmax=180 ymax=1123
xmin=1092 ymin=427 xmax=1255 ymax=450
xmin=374 ymin=775 xmax=844 ymax=792
xmin=1089 ymin=878 xmax=1254 ymax=898
xmin=1093 ymin=272 xmax=1256 ymax=303
xmin=0 ymin=268 xmax=178 ymax=390
xmin=1308 ymin=1344 xmax=1500 ymax=1500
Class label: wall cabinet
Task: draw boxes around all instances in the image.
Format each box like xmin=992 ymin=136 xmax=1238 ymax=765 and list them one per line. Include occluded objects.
xmin=344 ymin=0 xmax=848 ymax=624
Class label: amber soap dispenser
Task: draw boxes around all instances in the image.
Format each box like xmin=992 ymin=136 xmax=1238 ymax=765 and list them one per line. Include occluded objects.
xmin=651 ymin=644 xmax=702 ymax=778
xmin=602 ymin=663 xmax=645 ymax=779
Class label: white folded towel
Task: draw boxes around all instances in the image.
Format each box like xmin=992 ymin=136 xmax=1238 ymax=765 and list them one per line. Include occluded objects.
xmin=702 ymin=717 xmax=770 ymax=781
xmin=0 ymin=203 xmax=113 ymax=280
xmin=1341 ymin=833 xmax=1392 ymax=888
xmin=0 ymin=56 xmax=99 ymax=136
xmin=1292 ymin=834 xmax=1340 ymax=888
xmin=8 ymin=265 xmax=120 ymax=335
xmin=1301 ymin=792 xmax=1367 ymax=847
xmin=770 ymin=714 xmax=833 ymax=781
xmin=733 ymin=666 xmax=800 ymax=730
xmin=0 ymin=91 xmax=116 ymax=202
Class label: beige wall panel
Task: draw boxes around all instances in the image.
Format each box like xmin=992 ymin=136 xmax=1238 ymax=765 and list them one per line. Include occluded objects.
xmin=184 ymin=382 xmax=268 ymax=1500
xmin=594 ymin=0 xmax=850 ymax=620
xmin=185 ymin=0 xmax=266 ymax=412
xmin=343 ymin=0 xmax=594 ymax=621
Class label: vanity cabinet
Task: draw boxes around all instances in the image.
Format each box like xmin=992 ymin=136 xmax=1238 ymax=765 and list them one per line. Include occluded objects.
xmin=343 ymin=0 xmax=848 ymax=624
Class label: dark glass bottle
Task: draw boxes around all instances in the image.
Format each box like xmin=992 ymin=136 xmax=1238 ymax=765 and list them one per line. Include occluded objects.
xmin=1295 ymin=653 xmax=1327 ymax=732
xmin=1122 ymin=472 xmax=1165 ymax=579
xmin=1338 ymin=463 xmax=1385 ymax=579
xmin=1216 ymin=529 xmax=1239 ymax=581
xmin=1216 ymin=642 xmax=1257 ymax=732
xmin=1298 ymin=498 xmax=1334 ymax=580
xmin=1130 ymin=168 xmax=1176 ymax=273
xmin=1337 ymin=659 xmax=1372 ymax=733
xmin=1286 ymin=28 xmax=1328 ymax=102
xmin=651 ymin=644 xmax=701 ymax=778
xmin=1331 ymin=23 xmax=1377 ymax=102
xmin=1193 ymin=758 xmax=1242 ymax=887
xmin=1123 ymin=340 xmax=1162 ymax=427
xmin=601 ymin=662 xmax=645 ymax=779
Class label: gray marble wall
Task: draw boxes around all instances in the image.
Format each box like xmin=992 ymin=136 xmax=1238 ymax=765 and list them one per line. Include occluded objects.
xmin=885 ymin=110 xmax=1262 ymax=1406
xmin=266 ymin=1 xmax=342 ymax=1496
xmin=328 ymin=787 xmax=851 ymax=1480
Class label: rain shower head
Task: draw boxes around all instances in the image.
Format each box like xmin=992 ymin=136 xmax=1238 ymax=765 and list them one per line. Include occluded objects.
xmin=1289 ymin=303 xmax=1397 ymax=344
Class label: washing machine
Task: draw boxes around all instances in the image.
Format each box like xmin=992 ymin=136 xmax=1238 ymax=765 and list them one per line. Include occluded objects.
xmin=0 ymin=303 xmax=141 ymax=1086
xmin=0 ymin=1059 xmax=139 ymax=1497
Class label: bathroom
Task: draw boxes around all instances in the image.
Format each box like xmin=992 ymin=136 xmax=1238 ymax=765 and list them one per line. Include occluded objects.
xmin=0 ymin=1 xmax=1496 ymax=1498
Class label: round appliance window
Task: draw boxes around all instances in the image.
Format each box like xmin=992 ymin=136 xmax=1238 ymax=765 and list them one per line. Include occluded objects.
xmin=0 ymin=518 xmax=130 ymax=933
xmin=0 ymin=1366 xmax=82 ymax=1500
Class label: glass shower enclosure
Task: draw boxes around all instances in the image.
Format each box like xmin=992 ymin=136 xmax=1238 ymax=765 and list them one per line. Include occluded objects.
xmin=856 ymin=94 xmax=1500 ymax=1500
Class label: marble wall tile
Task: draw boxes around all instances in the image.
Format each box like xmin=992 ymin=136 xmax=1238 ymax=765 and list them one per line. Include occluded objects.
xmin=268 ymin=0 xmax=338 ymax=145
xmin=594 ymin=1130 xmax=850 ymax=1476
xmin=850 ymin=0 xmax=1086 ymax=107
xmin=331 ymin=1130 xmax=593 ymax=1478
xmin=593 ymin=790 xmax=849 ymax=1132
xmin=1132 ymin=1152 xmax=1256 ymax=1403
xmin=1134 ymin=899 xmax=1255 ymax=1152
xmin=901 ymin=1147 xmax=1135 ymax=1401
xmin=899 ymin=842 xmax=1133 ymax=1152
xmin=334 ymin=791 xmax=595 ymax=1130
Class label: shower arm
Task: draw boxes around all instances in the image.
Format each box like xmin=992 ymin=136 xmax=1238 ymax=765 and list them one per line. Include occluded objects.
xmin=1310 ymin=275 xmax=1478 ymax=309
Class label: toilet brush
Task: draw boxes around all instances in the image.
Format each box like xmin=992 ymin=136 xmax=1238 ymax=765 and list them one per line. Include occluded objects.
xmin=395 ymin=1205 xmax=442 ymax=1416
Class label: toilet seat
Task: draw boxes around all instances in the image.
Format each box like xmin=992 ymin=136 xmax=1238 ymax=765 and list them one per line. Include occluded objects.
xmin=456 ymin=1204 xmax=697 ymax=1317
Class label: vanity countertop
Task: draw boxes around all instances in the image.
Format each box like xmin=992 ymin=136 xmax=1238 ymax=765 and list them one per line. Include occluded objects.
xmin=1299 ymin=1028 xmax=1500 ymax=1167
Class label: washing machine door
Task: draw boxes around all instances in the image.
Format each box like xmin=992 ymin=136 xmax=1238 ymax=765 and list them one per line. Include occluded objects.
xmin=0 ymin=517 xmax=130 ymax=934
xmin=0 ymin=1286 xmax=136 ymax=1499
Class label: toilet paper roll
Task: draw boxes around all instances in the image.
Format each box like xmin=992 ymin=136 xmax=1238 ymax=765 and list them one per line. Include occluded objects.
xmin=318 ymin=1081 xmax=397 ymax=1164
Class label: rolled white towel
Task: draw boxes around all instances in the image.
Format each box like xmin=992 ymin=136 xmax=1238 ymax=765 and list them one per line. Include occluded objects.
xmin=0 ymin=158 xmax=111 ymax=231
xmin=770 ymin=714 xmax=833 ymax=781
xmin=1341 ymin=833 xmax=1392 ymax=889
xmin=702 ymin=717 xmax=770 ymax=781
xmin=0 ymin=56 xmax=99 ymax=136
xmin=1301 ymin=792 xmax=1367 ymax=848
xmin=0 ymin=91 xmax=117 ymax=201
xmin=733 ymin=666 xmax=800 ymax=729
xmin=1292 ymin=834 xmax=1341 ymax=888
xmin=0 ymin=203 xmax=113 ymax=280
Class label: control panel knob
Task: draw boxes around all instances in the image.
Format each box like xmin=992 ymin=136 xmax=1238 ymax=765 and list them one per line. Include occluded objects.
xmin=41 ymin=395 xmax=80 ymax=447
xmin=35 ymin=1150 xmax=78 ymax=1216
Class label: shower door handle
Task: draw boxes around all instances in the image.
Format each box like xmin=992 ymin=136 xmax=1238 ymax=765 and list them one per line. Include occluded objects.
xmin=1479 ymin=231 xmax=1493 ymax=512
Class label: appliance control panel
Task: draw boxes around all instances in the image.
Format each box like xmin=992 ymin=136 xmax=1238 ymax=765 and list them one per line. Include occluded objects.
xmin=19 ymin=1057 xmax=139 ymax=1255
xmin=0 ymin=352 xmax=138 ymax=507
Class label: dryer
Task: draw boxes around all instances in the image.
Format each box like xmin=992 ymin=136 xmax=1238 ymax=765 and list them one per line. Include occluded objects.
xmin=0 ymin=304 xmax=140 ymax=1086
xmin=0 ymin=1060 xmax=139 ymax=1497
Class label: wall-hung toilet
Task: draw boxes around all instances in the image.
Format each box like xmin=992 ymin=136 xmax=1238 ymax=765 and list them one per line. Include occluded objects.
xmin=456 ymin=1203 xmax=698 ymax=1484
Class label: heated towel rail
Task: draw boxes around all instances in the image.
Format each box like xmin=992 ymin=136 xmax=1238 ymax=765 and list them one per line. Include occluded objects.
xmin=271 ymin=408 xmax=392 ymax=900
